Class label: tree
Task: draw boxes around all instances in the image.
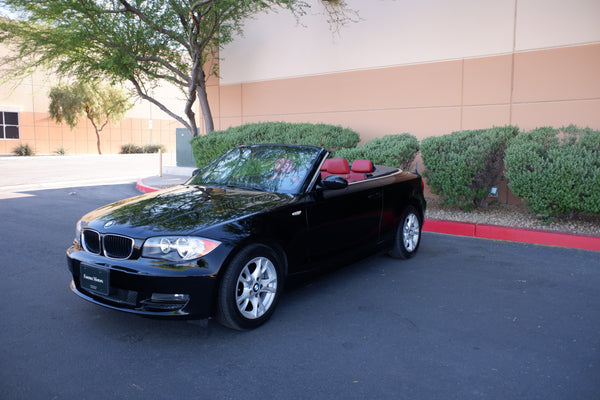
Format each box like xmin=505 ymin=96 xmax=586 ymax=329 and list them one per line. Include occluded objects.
xmin=0 ymin=1 xmax=357 ymax=137
xmin=48 ymin=82 xmax=132 ymax=154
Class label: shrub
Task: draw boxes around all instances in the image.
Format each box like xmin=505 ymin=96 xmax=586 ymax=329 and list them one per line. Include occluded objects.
xmin=142 ymin=144 xmax=166 ymax=153
xmin=333 ymin=133 xmax=419 ymax=170
xmin=120 ymin=143 xmax=142 ymax=154
xmin=421 ymin=126 xmax=518 ymax=210
xmin=120 ymin=144 xmax=166 ymax=154
xmin=55 ymin=146 xmax=66 ymax=155
xmin=504 ymin=125 xmax=600 ymax=217
xmin=13 ymin=144 xmax=34 ymax=156
xmin=191 ymin=122 xmax=360 ymax=167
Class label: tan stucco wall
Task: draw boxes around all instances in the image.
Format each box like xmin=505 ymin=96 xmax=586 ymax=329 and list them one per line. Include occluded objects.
xmin=212 ymin=44 xmax=600 ymax=142
xmin=0 ymin=113 xmax=178 ymax=155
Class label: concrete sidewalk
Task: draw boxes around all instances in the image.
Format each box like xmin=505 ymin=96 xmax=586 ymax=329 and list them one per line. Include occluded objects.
xmin=0 ymin=153 xmax=179 ymax=193
xmin=136 ymin=168 xmax=196 ymax=192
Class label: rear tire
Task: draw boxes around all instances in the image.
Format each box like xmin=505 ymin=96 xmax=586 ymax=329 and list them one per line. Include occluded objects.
xmin=216 ymin=244 xmax=283 ymax=330
xmin=389 ymin=205 xmax=422 ymax=259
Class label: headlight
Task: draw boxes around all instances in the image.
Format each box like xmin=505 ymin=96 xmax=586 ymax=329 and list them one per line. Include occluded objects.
xmin=142 ymin=236 xmax=220 ymax=261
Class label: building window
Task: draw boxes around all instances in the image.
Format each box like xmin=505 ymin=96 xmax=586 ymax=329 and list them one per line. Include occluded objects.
xmin=0 ymin=111 xmax=20 ymax=139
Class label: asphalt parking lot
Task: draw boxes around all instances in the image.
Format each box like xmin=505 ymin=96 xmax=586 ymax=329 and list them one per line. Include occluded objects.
xmin=1 ymin=179 xmax=598 ymax=400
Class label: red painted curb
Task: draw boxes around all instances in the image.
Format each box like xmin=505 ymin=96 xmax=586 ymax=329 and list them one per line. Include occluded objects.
xmin=135 ymin=178 xmax=157 ymax=194
xmin=424 ymin=218 xmax=600 ymax=252
xmin=476 ymin=223 xmax=600 ymax=252
xmin=422 ymin=219 xmax=476 ymax=237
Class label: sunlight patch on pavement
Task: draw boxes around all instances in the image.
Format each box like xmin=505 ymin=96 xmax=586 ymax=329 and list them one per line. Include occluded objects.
xmin=0 ymin=176 xmax=141 ymax=193
xmin=0 ymin=192 xmax=34 ymax=200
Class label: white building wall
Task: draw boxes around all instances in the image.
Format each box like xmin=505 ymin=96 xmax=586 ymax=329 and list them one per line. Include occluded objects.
xmin=220 ymin=0 xmax=600 ymax=85
xmin=516 ymin=0 xmax=600 ymax=51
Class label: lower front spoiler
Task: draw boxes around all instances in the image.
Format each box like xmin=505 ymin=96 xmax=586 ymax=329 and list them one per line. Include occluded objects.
xmin=70 ymin=280 xmax=210 ymax=318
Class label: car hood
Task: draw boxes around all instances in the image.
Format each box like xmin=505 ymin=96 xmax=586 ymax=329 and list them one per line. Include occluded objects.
xmin=82 ymin=185 xmax=295 ymax=237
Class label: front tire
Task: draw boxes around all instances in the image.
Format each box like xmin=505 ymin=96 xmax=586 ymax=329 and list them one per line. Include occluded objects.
xmin=217 ymin=244 xmax=283 ymax=330
xmin=389 ymin=205 xmax=422 ymax=259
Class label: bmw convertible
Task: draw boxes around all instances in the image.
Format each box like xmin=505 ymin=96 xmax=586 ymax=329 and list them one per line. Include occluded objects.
xmin=67 ymin=144 xmax=426 ymax=330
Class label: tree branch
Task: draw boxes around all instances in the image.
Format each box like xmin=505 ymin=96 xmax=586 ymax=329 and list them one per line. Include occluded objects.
xmin=117 ymin=0 xmax=189 ymax=49
xmin=135 ymin=55 xmax=191 ymax=85
xmin=129 ymin=76 xmax=194 ymax=134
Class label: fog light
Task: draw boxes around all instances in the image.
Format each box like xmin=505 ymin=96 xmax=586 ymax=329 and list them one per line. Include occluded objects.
xmin=151 ymin=293 xmax=189 ymax=303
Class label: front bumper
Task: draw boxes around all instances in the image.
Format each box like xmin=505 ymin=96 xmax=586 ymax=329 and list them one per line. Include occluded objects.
xmin=67 ymin=246 xmax=222 ymax=318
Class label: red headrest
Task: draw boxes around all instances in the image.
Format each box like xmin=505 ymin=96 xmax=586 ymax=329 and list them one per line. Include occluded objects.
xmin=273 ymin=158 xmax=295 ymax=174
xmin=351 ymin=159 xmax=373 ymax=173
xmin=326 ymin=158 xmax=350 ymax=174
xmin=320 ymin=159 xmax=331 ymax=171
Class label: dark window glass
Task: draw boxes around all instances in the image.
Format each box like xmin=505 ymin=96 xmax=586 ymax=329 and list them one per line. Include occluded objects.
xmin=1 ymin=111 xmax=20 ymax=139
xmin=5 ymin=126 xmax=19 ymax=139
xmin=4 ymin=112 xmax=18 ymax=125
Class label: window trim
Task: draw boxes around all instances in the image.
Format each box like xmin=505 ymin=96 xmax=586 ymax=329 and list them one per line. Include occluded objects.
xmin=0 ymin=111 xmax=20 ymax=140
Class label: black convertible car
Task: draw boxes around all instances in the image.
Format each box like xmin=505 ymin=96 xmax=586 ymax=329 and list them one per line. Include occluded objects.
xmin=67 ymin=144 xmax=426 ymax=330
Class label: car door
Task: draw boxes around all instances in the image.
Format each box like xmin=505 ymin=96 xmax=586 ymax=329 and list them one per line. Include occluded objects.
xmin=304 ymin=180 xmax=383 ymax=265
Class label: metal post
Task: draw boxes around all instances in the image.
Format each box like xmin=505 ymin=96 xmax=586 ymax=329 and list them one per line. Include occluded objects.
xmin=158 ymin=148 xmax=163 ymax=177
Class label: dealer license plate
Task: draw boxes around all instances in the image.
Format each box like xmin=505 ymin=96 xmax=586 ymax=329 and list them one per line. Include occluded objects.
xmin=80 ymin=264 xmax=109 ymax=295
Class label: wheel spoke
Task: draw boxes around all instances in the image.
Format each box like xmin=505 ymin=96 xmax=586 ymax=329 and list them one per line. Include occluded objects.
xmin=250 ymin=296 xmax=261 ymax=318
xmin=237 ymin=286 xmax=252 ymax=302
xmin=237 ymin=296 xmax=250 ymax=312
xmin=251 ymin=260 xmax=262 ymax=281
xmin=258 ymin=258 xmax=273 ymax=279
xmin=262 ymin=274 xmax=277 ymax=286
xmin=240 ymin=268 xmax=253 ymax=285
xmin=260 ymin=285 xmax=277 ymax=294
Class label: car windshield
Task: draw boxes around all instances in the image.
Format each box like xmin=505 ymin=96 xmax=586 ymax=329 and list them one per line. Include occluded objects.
xmin=187 ymin=145 xmax=322 ymax=194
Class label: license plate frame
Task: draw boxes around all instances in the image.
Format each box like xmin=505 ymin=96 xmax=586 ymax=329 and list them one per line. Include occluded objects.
xmin=80 ymin=264 xmax=109 ymax=295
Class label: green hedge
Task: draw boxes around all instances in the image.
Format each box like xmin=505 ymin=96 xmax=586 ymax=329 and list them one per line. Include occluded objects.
xmin=333 ymin=133 xmax=419 ymax=170
xmin=504 ymin=125 xmax=600 ymax=217
xmin=191 ymin=122 xmax=360 ymax=167
xmin=421 ymin=126 xmax=518 ymax=210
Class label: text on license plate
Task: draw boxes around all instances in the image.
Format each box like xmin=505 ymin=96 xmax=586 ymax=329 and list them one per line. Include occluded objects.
xmin=80 ymin=264 xmax=109 ymax=295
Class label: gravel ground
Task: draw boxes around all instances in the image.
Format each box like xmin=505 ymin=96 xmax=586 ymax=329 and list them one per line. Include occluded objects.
xmin=425 ymin=198 xmax=600 ymax=237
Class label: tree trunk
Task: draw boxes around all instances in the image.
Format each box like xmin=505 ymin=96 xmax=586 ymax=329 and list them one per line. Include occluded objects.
xmin=87 ymin=116 xmax=102 ymax=155
xmin=95 ymin=129 xmax=102 ymax=155
xmin=197 ymin=84 xmax=214 ymax=135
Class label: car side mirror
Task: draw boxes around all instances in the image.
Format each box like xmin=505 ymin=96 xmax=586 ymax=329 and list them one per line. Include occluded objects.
xmin=321 ymin=175 xmax=348 ymax=190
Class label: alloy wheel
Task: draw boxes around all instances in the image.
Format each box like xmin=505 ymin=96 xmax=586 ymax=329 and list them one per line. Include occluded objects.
xmin=235 ymin=256 xmax=278 ymax=319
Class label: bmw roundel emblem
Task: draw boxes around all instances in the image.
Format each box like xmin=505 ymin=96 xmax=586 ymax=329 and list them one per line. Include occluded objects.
xmin=104 ymin=220 xmax=115 ymax=229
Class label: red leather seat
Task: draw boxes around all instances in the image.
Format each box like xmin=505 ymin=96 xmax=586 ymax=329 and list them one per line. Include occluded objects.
xmin=321 ymin=158 xmax=350 ymax=180
xmin=350 ymin=159 xmax=374 ymax=181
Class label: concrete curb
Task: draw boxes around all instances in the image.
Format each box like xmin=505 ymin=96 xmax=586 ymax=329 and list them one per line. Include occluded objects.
xmin=136 ymin=177 xmax=600 ymax=252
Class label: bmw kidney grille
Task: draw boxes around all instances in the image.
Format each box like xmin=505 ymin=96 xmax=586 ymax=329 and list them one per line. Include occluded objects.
xmin=82 ymin=229 xmax=134 ymax=259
